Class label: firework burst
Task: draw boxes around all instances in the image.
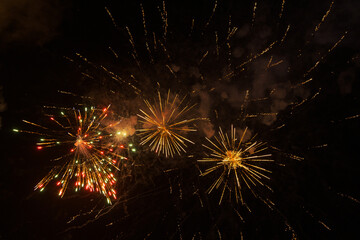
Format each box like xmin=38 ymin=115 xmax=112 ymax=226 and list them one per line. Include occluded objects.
xmin=15 ymin=105 xmax=124 ymax=203
xmin=199 ymin=125 xmax=273 ymax=205
xmin=137 ymin=90 xmax=198 ymax=157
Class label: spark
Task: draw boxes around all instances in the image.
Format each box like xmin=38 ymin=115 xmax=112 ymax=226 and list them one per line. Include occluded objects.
xmin=158 ymin=1 xmax=168 ymax=41
xmin=108 ymin=46 xmax=119 ymax=59
xmin=215 ymin=31 xmax=219 ymax=56
xmin=305 ymin=32 xmax=347 ymax=77
xmin=204 ymin=0 xmax=218 ymax=29
xmin=291 ymin=78 xmax=313 ymax=88
xmin=137 ymin=90 xmax=197 ymax=157
xmin=125 ymin=26 xmax=141 ymax=68
xmin=280 ymin=25 xmax=291 ymax=44
xmin=314 ymin=1 xmax=334 ymax=33
xmin=279 ymin=0 xmax=286 ymax=19
xmin=251 ymin=1 xmax=257 ymax=26
xmin=198 ymin=125 xmax=273 ymax=204
xmin=189 ymin=18 xmax=195 ymax=37
xmin=236 ymin=40 xmax=277 ymax=70
xmin=199 ymin=51 xmax=209 ymax=64
xmin=105 ymin=6 xmax=118 ymax=28
xmin=140 ymin=3 xmax=153 ymax=63
xmin=345 ymin=114 xmax=360 ymax=120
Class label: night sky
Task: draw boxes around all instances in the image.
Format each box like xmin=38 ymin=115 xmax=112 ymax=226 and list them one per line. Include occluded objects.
xmin=1 ymin=0 xmax=360 ymax=239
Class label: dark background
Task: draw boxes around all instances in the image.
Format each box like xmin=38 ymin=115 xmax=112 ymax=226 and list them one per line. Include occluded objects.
xmin=1 ymin=0 xmax=360 ymax=239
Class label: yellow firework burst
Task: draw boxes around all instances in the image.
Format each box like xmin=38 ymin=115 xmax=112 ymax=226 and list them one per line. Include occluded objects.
xmin=137 ymin=90 xmax=197 ymax=157
xmin=198 ymin=125 xmax=273 ymax=204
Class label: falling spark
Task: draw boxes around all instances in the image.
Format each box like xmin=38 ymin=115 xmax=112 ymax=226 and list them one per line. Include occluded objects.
xmin=279 ymin=0 xmax=286 ymax=19
xmin=345 ymin=114 xmax=360 ymax=120
xmin=105 ymin=6 xmax=118 ymax=28
xmin=314 ymin=1 xmax=334 ymax=33
xmin=108 ymin=46 xmax=119 ymax=59
xmin=189 ymin=18 xmax=195 ymax=37
xmin=236 ymin=41 xmax=277 ymax=70
xmin=204 ymin=0 xmax=218 ymax=29
xmin=305 ymin=32 xmax=347 ymax=77
xmin=140 ymin=3 xmax=154 ymax=63
xmin=251 ymin=1 xmax=257 ymax=26
xmin=125 ymin=26 xmax=141 ymax=68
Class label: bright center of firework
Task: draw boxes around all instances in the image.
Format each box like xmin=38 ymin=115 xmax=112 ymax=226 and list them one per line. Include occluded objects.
xmin=75 ymin=137 xmax=84 ymax=147
xmin=158 ymin=125 xmax=170 ymax=135
xmin=74 ymin=136 xmax=90 ymax=156
xmin=222 ymin=151 xmax=243 ymax=169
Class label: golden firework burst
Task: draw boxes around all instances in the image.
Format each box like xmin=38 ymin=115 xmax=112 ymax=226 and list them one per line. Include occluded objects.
xmin=199 ymin=125 xmax=273 ymax=204
xmin=137 ymin=90 xmax=197 ymax=157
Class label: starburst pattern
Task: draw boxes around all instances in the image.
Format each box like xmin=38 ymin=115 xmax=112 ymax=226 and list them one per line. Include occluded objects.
xmin=199 ymin=125 xmax=273 ymax=204
xmin=15 ymin=105 xmax=123 ymax=203
xmin=137 ymin=90 xmax=197 ymax=157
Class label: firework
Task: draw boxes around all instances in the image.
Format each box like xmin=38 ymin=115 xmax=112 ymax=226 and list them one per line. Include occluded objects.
xmin=15 ymin=105 xmax=124 ymax=203
xmin=137 ymin=90 xmax=197 ymax=157
xmin=8 ymin=0 xmax=347 ymax=237
xmin=198 ymin=125 xmax=273 ymax=204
